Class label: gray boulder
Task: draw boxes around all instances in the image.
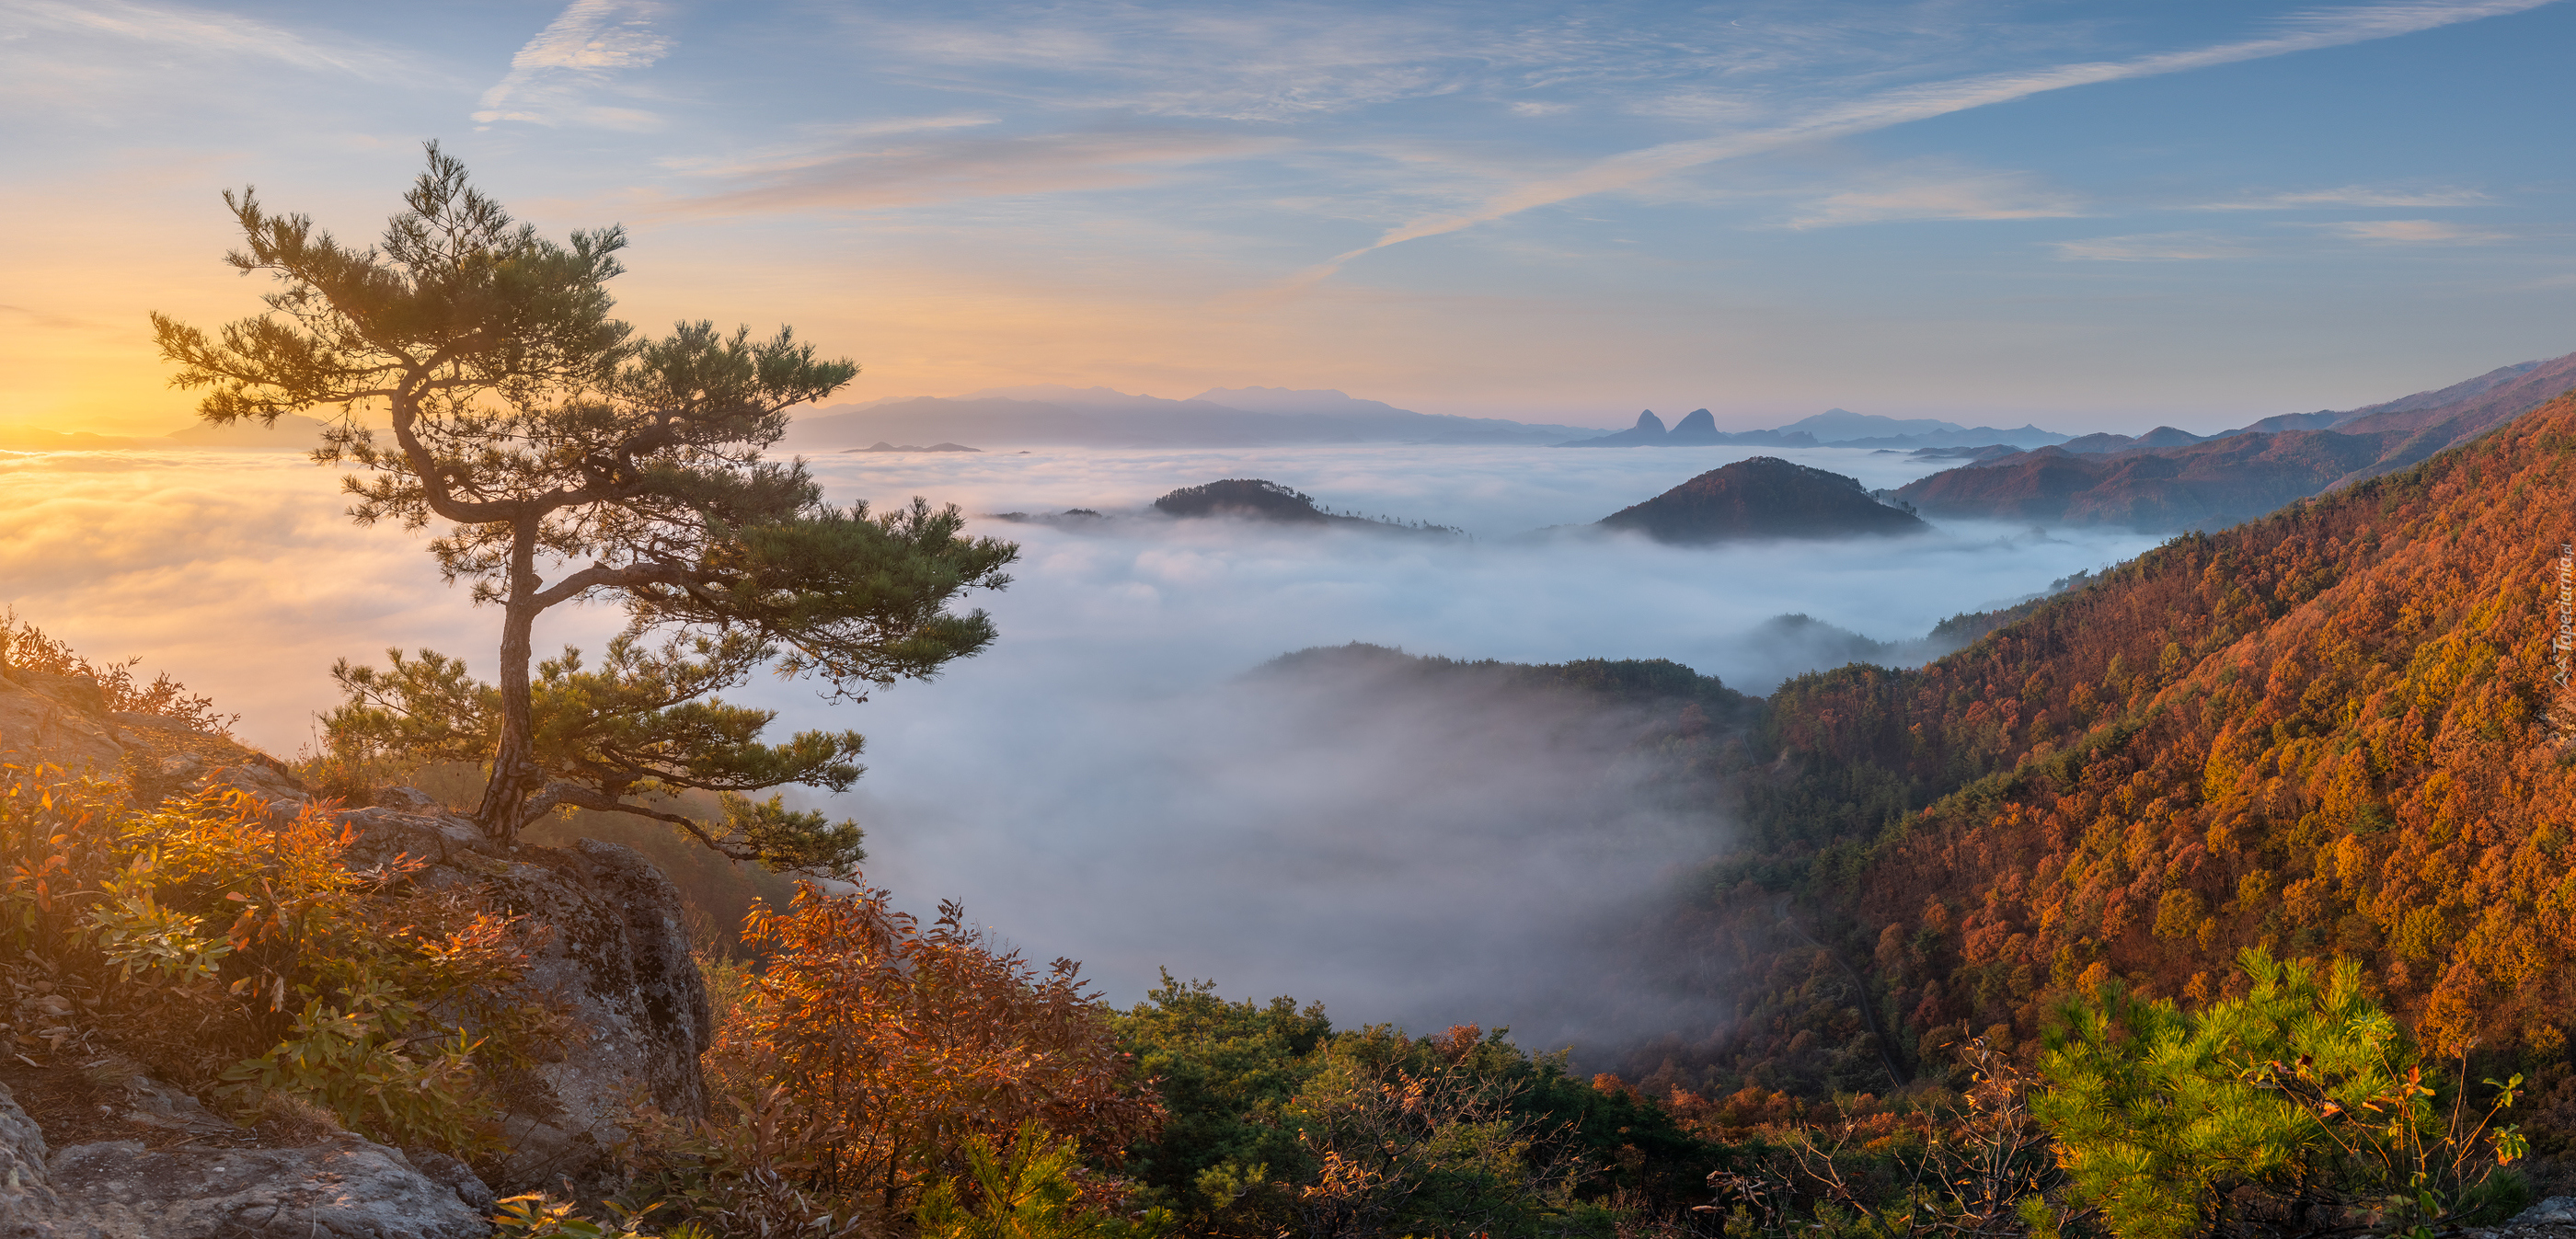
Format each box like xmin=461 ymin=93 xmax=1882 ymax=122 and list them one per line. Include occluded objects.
xmin=0 ymin=1081 xmax=60 ymax=1231
xmin=0 ymin=1082 xmax=490 ymax=1239
xmin=45 ymin=1136 xmax=490 ymax=1239
xmin=2513 ymin=1199 xmax=2576 ymax=1226
xmin=2466 ymin=1196 xmax=2576 ymax=1239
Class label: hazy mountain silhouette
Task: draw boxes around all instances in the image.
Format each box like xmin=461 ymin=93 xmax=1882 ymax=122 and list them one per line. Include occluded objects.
xmin=1558 ymin=407 xmax=2064 ymax=449
xmin=1896 ymin=349 xmax=2576 ymax=530
xmin=1596 ymin=457 xmax=1928 ymax=544
xmin=787 ymin=385 xmax=1603 ymax=448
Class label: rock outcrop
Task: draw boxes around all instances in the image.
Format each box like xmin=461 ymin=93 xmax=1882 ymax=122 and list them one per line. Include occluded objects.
xmin=0 ymin=663 xmax=715 ymax=1197
xmin=342 ymin=803 xmax=714 ymax=1187
xmin=0 ymin=670 xmax=125 ymax=775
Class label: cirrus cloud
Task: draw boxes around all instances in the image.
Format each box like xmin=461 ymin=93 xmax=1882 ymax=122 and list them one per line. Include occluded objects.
xmin=2190 ymin=183 xmax=2491 ymax=210
xmin=668 ymin=129 xmax=1286 ymax=216
xmin=474 ymin=0 xmax=674 ymax=129
xmin=2047 ymin=231 xmax=2255 ymax=261
xmin=2316 ymin=218 xmax=2507 ymax=244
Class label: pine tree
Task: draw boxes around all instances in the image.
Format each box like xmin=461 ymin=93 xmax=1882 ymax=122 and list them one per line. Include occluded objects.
xmin=2033 ymin=950 xmax=2527 ymax=1239
xmin=152 ymin=143 xmax=1016 ymax=874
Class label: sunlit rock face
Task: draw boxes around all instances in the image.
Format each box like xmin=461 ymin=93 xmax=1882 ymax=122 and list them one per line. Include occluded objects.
xmin=0 ymin=668 xmax=126 ymax=774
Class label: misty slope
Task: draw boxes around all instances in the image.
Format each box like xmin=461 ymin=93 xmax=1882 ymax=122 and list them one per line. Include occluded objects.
xmin=1890 ymin=350 xmax=2576 ymax=532
xmin=1244 ymin=642 xmax=1759 ymax=1061
xmin=1668 ymin=390 xmax=2576 ymax=1122
xmin=1599 ymin=457 xmax=1927 ymax=544
xmin=1256 ymin=641 xmax=1757 ymax=724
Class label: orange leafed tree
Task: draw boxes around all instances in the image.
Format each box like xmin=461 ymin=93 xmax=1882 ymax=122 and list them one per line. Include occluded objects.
xmin=709 ymin=883 xmax=1162 ymax=1216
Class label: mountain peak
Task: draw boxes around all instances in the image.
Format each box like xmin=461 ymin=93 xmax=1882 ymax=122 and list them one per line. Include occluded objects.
xmin=1597 ymin=456 xmax=1927 ymax=544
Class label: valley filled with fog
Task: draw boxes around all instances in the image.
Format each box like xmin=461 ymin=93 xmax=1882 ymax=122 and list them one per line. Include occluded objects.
xmin=2 ymin=441 xmax=2163 ymax=1056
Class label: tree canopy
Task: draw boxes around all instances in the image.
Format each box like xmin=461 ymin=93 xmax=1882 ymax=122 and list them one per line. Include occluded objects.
xmin=154 ymin=143 xmax=1016 ymax=874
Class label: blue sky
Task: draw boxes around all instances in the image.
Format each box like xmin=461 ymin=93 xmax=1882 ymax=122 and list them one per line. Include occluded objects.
xmin=5 ymin=0 xmax=2571 ymax=432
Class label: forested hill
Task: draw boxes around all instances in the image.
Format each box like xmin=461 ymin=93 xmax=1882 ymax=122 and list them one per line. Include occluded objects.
xmin=1673 ymin=390 xmax=2576 ymax=1118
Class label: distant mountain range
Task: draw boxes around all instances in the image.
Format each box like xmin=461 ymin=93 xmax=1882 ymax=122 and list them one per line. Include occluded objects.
xmin=782 ymin=385 xmax=1606 ymax=449
xmin=1560 ymin=408 xmax=2070 ymax=451
xmin=1896 ymin=349 xmax=2576 ymax=530
xmin=0 ymin=414 xmax=332 ymax=453
xmin=784 ymin=386 xmax=2090 ymax=452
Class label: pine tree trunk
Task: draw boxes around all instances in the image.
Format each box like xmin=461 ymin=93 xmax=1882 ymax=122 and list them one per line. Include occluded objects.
xmin=475 ymin=525 xmax=545 ymax=844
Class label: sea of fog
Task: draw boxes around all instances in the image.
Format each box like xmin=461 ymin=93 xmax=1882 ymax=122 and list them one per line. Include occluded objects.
xmin=2 ymin=442 xmax=2164 ymax=1055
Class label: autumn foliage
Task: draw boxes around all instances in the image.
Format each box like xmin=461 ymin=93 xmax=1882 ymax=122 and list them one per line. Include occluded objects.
xmin=0 ymin=769 xmax=553 ymax=1153
xmin=1690 ymin=389 xmax=2576 ymax=1110
xmin=0 ymin=608 xmax=236 ymax=733
xmin=703 ymin=883 xmax=1162 ymax=1222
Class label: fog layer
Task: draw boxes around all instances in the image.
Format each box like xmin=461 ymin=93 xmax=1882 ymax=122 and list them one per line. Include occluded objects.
xmin=4 ymin=443 xmax=2163 ymax=1050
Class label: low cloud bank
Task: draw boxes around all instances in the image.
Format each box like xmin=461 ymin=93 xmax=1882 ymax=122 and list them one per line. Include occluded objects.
xmin=778 ymin=447 xmax=2157 ymax=1048
xmin=4 ymin=443 xmax=2162 ymax=1053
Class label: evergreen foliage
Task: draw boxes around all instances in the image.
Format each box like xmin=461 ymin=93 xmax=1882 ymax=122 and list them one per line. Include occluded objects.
xmin=2033 ymin=951 xmax=2527 ymax=1239
xmin=1110 ymin=977 xmax=1717 ymax=1238
xmin=916 ymin=1119 xmax=1175 ymax=1239
xmin=151 ymin=144 xmax=1015 ymax=871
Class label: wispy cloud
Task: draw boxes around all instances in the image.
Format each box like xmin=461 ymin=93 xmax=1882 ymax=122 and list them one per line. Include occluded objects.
xmin=849 ymin=6 xmax=1901 ymax=125
xmin=474 ymin=0 xmax=673 ymax=128
xmin=863 ymin=8 xmax=1470 ymax=122
xmin=667 ymin=130 xmax=1285 ymax=216
xmin=657 ymin=115 xmax=1004 ymax=178
xmin=0 ymin=0 xmax=420 ymax=79
xmin=2315 ymin=218 xmax=2508 ymax=244
xmin=1785 ymin=168 xmax=2087 ymax=229
xmin=1289 ymin=0 xmax=2556 ymax=285
xmin=2190 ymin=184 xmax=2491 ymax=210
xmin=2048 ymin=232 xmax=2254 ymax=262
xmin=0 ymin=304 xmax=90 ymax=332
